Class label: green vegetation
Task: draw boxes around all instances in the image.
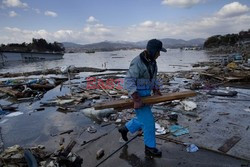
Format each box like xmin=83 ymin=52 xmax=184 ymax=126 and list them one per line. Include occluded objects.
xmin=0 ymin=38 xmax=65 ymax=53
xmin=204 ymin=29 xmax=250 ymax=48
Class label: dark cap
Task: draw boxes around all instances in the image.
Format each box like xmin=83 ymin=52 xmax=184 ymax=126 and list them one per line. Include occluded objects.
xmin=146 ymin=39 xmax=167 ymax=53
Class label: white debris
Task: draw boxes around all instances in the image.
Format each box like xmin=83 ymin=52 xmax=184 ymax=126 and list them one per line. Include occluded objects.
xmin=244 ymin=108 xmax=250 ymax=112
xmin=115 ymin=119 xmax=122 ymax=123
xmin=181 ymin=100 xmax=197 ymax=111
xmin=120 ymin=95 xmax=129 ymax=99
xmin=81 ymin=108 xmax=115 ymax=120
xmin=0 ymin=119 xmax=8 ymax=124
xmin=109 ymin=90 xmax=117 ymax=95
xmin=6 ymin=112 xmax=23 ymax=117
xmin=155 ymin=123 xmax=167 ymax=135
xmin=185 ymin=143 xmax=199 ymax=153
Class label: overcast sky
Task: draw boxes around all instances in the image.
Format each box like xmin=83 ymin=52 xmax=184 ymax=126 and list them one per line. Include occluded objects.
xmin=0 ymin=0 xmax=250 ymax=44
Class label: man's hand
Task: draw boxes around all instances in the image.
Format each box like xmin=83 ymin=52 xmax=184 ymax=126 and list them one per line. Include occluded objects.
xmin=153 ymin=89 xmax=162 ymax=96
xmin=131 ymin=92 xmax=144 ymax=109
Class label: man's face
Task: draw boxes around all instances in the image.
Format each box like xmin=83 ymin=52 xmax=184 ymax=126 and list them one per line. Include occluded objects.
xmin=154 ymin=51 xmax=160 ymax=60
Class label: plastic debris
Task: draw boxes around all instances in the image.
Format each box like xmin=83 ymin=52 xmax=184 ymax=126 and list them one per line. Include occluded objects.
xmin=24 ymin=150 xmax=38 ymax=167
xmin=87 ymin=126 xmax=97 ymax=133
xmin=109 ymin=90 xmax=117 ymax=95
xmin=60 ymin=65 xmax=76 ymax=73
xmin=6 ymin=112 xmax=23 ymax=117
xmin=244 ymin=108 xmax=250 ymax=112
xmin=185 ymin=143 xmax=199 ymax=153
xmin=181 ymin=100 xmax=197 ymax=111
xmin=27 ymin=79 xmax=40 ymax=85
xmin=170 ymin=125 xmax=189 ymax=137
xmin=0 ymin=109 xmax=8 ymax=115
xmin=208 ymin=90 xmax=238 ymax=97
xmin=155 ymin=123 xmax=167 ymax=135
xmin=96 ymin=148 xmax=105 ymax=159
xmin=0 ymin=119 xmax=8 ymax=124
xmin=168 ymin=112 xmax=178 ymax=121
xmin=115 ymin=118 xmax=122 ymax=123
xmin=120 ymin=95 xmax=129 ymax=99
xmin=81 ymin=108 xmax=115 ymax=121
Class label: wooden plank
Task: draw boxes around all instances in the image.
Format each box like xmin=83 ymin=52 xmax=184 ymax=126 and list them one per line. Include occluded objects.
xmin=94 ymin=91 xmax=196 ymax=110
xmin=218 ymin=136 xmax=241 ymax=153
xmin=0 ymin=87 xmax=23 ymax=98
xmin=200 ymin=73 xmax=225 ymax=81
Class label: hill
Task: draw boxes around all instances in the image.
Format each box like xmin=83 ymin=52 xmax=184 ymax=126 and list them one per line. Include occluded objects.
xmin=63 ymin=38 xmax=205 ymax=53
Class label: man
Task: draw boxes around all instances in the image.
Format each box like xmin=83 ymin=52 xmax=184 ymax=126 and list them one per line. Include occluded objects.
xmin=119 ymin=39 xmax=166 ymax=157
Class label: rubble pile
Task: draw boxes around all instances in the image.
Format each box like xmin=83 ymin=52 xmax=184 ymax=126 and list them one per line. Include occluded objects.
xmin=0 ymin=142 xmax=82 ymax=167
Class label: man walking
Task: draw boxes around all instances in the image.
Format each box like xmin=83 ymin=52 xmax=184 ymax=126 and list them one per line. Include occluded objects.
xmin=119 ymin=39 xmax=166 ymax=157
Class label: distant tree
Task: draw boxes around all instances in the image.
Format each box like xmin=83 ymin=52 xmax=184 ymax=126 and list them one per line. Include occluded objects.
xmin=0 ymin=38 xmax=65 ymax=52
xmin=204 ymin=35 xmax=220 ymax=48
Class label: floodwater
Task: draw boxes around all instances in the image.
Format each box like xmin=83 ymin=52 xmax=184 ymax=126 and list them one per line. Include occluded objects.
xmin=0 ymin=49 xmax=209 ymax=73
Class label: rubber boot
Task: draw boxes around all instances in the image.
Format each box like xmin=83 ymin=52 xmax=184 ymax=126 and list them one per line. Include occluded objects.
xmin=118 ymin=126 xmax=129 ymax=141
xmin=145 ymin=145 xmax=162 ymax=157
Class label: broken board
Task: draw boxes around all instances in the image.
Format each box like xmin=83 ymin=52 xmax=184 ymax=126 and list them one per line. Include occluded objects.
xmin=94 ymin=91 xmax=196 ymax=110
xmin=218 ymin=136 xmax=241 ymax=153
xmin=0 ymin=87 xmax=23 ymax=98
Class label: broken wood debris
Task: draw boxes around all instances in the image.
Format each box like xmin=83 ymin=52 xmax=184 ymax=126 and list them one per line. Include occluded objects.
xmin=0 ymin=87 xmax=23 ymax=98
xmin=81 ymin=132 xmax=108 ymax=146
xmin=218 ymin=136 xmax=241 ymax=153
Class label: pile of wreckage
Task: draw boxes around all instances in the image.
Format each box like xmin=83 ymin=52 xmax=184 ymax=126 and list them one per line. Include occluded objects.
xmin=193 ymin=52 xmax=250 ymax=84
xmin=0 ymin=141 xmax=82 ymax=167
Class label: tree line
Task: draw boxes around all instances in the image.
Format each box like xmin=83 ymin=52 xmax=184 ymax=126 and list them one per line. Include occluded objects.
xmin=204 ymin=29 xmax=250 ymax=48
xmin=0 ymin=38 xmax=65 ymax=53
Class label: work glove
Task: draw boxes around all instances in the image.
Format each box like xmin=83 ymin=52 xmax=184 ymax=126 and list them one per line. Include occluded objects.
xmin=153 ymin=89 xmax=162 ymax=96
xmin=131 ymin=92 xmax=143 ymax=109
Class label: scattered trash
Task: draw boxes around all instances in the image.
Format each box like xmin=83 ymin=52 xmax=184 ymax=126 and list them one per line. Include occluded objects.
xmin=218 ymin=136 xmax=241 ymax=153
xmin=60 ymin=129 xmax=74 ymax=135
xmin=244 ymin=108 xmax=250 ymax=112
xmin=60 ymin=65 xmax=76 ymax=73
xmin=5 ymin=112 xmax=24 ymax=117
xmin=155 ymin=123 xmax=167 ymax=135
xmin=81 ymin=133 xmax=108 ymax=146
xmin=181 ymin=100 xmax=197 ymax=111
xmin=185 ymin=143 xmax=199 ymax=153
xmin=81 ymin=108 xmax=115 ymax=121
xmin=96 ymin=148 xmax=105 ymax=159
xmin=109 ymin=90 xmax=117 ymax=95
xmin=168 ymin=112 xmax=178 ymax=121
xmin=34 ymin=107 xmax=45 ymax=112
xmin=170 ymin=125 xmax=189 ymax=137
xmin=0 ymin=119 xmax=8 ymax=124
xmin=115 ymin=119 xmax=122 ymax=123
xmin=218 ymin=112 xmax=230 ymax=115
xmin=24 ymin=149 xmax=38 ymax=167
xmin=0 ymin=109 xmax=8 ymax=115
xmin=59 ymin=137 xmax=65 ymax=145
xmin=196 ymin=117 xmax=202 ymax=122
xmin=87 ymin=126 xmax=97 ymax=133
xmin=120 ymin=95 xmax=129 ymax=99
xmin=208 ymin=90 xmax=238 ymax=97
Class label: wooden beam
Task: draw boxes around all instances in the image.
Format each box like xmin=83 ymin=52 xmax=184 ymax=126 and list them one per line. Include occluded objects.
xmin=0 ymin=87 xmax=23 ymax=98
xmin=94 ymin=91 xmax=196 ymax=110
xmin=218 ymin=136 xmax=241 ymax=153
